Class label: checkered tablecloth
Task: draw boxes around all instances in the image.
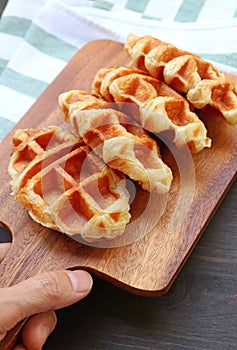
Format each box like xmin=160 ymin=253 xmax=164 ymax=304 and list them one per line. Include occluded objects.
xmin=0 ymin=0 xmax=237 ymax=140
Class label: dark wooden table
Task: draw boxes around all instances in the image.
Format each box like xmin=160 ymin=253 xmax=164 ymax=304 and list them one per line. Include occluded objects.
xmin=0 ymin=2 xmax=236 ymax=349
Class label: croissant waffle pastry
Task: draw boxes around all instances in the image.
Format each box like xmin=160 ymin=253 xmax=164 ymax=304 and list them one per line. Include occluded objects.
xmin=125 ymin=33 xmax=237 ymax=124
xmin=92 ymin=66 xmax=211 ymax=153
xmin=58 ymin=91 xmax=173 ymax=193
xmin=58 ymin=90 xmax=107 ymax=121
xmin=92 ymin=66 xmax=181 ymax=104
xmin=8 ymin=126 xmax=131 ymax=242
xmin=10 ymin=34 xmax=233 ymax=242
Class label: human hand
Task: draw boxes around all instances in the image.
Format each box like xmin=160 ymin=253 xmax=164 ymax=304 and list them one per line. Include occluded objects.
xmin=0 ymin=243 xmax=93 ymax=350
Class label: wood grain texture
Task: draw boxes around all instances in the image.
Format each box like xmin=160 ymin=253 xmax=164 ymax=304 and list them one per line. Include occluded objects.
xmin=0 ymin=40 xmax=236 ymax=301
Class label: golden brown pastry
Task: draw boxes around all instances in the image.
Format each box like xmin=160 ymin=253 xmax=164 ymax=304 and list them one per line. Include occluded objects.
xmin=92 ymin=66 xmax=152 ymax=102
xmin=92 ymin=66 xmax=179 ymax=104
xmin=8 ymin=126 xmax=131 ymax=242
xmin=140 ymin=96 xmax=211 ymax=153
xmin=91 ymin=67 xmax=211 ymax=153
xmin=58 ymin=90 xmax=106 ymax=121
xmin=58 ymin=92 xmax=173 ymax=193
xmin=187 ymin=79 xmax=237 ymax=125
xmin=125 ymin=33 xmax=237 ymax=124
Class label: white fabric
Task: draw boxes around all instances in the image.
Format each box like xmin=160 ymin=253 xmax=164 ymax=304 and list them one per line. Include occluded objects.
xmin=0 ymin=0 xmax=237 ymax=139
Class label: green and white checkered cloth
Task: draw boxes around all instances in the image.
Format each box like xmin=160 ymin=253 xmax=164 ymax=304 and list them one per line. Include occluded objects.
xmin=0 ymin=0 xmax=237 ymax=141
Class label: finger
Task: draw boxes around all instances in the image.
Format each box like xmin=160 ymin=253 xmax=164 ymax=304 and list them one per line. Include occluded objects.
xmin=14 ymin=344 xmax=26 ymax=350
xmin=0 ymin=270 xmax=93 ymax=337
xmin=21 ymin=310 xmax=57 ymax=350
xmin=0 ymin=242 xmax=11 ymax=262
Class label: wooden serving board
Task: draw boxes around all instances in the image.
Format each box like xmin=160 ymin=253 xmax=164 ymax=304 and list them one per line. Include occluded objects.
xmin=0 ymin=39 xmax=237 ymax=302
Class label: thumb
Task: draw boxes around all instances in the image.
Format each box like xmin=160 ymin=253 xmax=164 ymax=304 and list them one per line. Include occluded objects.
xmin=0 ymin=270 xmax=93 ymax=337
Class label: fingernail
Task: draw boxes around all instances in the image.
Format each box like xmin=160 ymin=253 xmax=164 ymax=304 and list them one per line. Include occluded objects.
xmin=67 ymin=270 xmax=93 ymax=293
